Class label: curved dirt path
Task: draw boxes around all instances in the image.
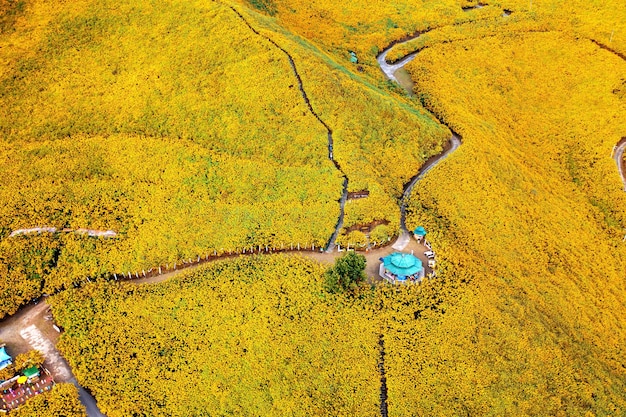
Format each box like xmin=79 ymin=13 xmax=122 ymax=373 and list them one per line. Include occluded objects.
xmin=399 ymin=134 xmax=461 ymax=232
xmin=376 ymin=47 xmax=419 ymax=85
xmin=377 ymin=34 xmax=463 ymax=248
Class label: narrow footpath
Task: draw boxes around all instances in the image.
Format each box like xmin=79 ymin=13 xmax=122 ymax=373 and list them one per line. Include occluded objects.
xmin=224 ymin=4 xmax=349 ymax=253
xmin=378 ymin=334 xmax=389 ymax=417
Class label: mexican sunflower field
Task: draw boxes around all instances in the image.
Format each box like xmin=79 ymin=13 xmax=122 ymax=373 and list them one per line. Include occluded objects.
xmin=1 ymin=0 xmax=626 ymax=415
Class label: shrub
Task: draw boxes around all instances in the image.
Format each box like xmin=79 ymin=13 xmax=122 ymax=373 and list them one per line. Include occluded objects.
xmin=323 ymin=252 xmax=366 ymax=294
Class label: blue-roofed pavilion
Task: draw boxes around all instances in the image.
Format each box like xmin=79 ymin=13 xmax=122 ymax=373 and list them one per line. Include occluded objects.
xmin=379 ymin=252 xmax=424 ymax=284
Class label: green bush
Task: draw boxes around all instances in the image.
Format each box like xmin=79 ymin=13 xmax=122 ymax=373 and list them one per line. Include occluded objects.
xmin=323 ymin=252 xmax=366 ymax=294
xmin=369 ymin=224 xmax=392 ymax=245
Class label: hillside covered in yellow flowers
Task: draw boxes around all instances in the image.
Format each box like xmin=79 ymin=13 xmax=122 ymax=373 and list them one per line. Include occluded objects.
xmin=2 ymin=0 xmax=626 ymax=415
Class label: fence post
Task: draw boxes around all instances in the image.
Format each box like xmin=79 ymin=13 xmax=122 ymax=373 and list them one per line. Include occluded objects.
xmin=159 ymin=266 xmax=162 ymax=274
xmin=174 ymin=263 xmax=177 ymax=270
xmin=114 ymin=273 xmax=118 ymax=280
xmin=297 ymin=243 xmax=300 ymax=250
xmin=142 ymin=270 xmax=146 ymax=277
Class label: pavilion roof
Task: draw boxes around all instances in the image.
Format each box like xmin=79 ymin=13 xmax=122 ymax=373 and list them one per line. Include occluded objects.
xmin=382 ymin=252 xmax=423 ymax=276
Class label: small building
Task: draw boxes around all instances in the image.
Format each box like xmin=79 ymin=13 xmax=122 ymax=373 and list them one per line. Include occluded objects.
xmin=379 ymin=252 xmax=424 ymax=284
xmin=22 ymin=367 xmax=40 ymax=382
xmin=0 ymin=346 xmax=12 ymax=371
xmin=413 ymin=226 xmax=427 ymax=242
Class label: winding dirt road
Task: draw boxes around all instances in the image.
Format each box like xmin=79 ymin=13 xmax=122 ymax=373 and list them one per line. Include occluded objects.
xmin=376 ymin=47 xmax=419 ymax=86
xmin=377 ymin=32 xmax=464 ymax=245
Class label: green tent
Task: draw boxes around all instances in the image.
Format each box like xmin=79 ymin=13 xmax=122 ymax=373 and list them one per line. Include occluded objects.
xmin=23 ymin=366 xmax=40 ymax=378
xmin=382 ymin=252 xmax=423 ymax=276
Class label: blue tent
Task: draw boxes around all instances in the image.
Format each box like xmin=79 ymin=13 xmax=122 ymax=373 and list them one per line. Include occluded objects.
xmin=413 ymin=226 xmax=427 ymax=236
xmin=0 ymin=347 xmax=12 ymax=371
xmin=382 ymin=253 xmax=423 ymax=276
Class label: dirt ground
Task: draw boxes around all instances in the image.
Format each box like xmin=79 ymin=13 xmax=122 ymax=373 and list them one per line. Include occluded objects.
xmin=0 ymin=301 xmax=71 ymax=383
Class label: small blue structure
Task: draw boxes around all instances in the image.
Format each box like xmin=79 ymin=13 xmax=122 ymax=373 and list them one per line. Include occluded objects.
xmin=413 ymin=226 xmax=427 ymax=237
xmin=379 ymin=252 xmax=424 ymax=284
xmin=0 ymin=346 xmax=12 ymax=371
xmin=349 ymin=51 xmax=358 ymax=64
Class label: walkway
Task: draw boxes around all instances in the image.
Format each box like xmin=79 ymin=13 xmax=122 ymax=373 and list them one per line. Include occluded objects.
xmin=0 ymin=304 xmax=104 ymax=417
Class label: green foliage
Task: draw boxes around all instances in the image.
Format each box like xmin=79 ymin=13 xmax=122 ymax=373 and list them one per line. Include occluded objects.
xmin=0 ymin=364 xmax=14 ymax=381
xmin=14 ymin=350 xmax=45 ymax=371
xmin=246 ymin=0 xmax=276 ymax=16
xmin=369 ymin=224 xmax=392 ymax=244
xmin=323 ymin=252 xmax=366 ymax=294
xmin=335 ymin=230 xmax=367 ymax=249
xmin=0 ymin=0 xmax=26 ymax=33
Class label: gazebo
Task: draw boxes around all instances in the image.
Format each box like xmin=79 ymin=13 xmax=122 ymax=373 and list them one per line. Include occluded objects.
xmin=0 ymin=347 xmax=12 ymax=371
xmin=379 ymin=252 xmax=424 ymax=284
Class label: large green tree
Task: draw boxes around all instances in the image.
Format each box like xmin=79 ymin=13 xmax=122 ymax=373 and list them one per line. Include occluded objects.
xmin=324 ymin=252 xmax=367 ymax=294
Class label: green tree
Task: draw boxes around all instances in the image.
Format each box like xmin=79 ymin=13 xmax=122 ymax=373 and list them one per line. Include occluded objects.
xmin=323 ymin=252 xmax=366 ymax=294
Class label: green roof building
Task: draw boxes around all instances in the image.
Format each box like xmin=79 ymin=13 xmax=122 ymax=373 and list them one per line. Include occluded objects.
xmin=23 ymin=366 xmax=40 ymax=379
